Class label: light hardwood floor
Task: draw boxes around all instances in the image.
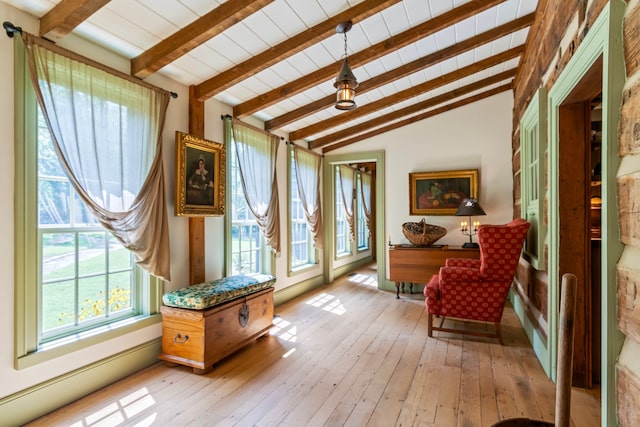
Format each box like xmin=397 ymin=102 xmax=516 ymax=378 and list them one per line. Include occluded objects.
xmin=28 ymin=265 xmax=601 ymax=427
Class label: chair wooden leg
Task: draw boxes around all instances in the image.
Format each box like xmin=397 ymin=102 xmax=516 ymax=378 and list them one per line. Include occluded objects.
xmin=495 ymin=322 xmax=504 ymax=345
xmin=427 ymin=313 xmax=433 ymax=337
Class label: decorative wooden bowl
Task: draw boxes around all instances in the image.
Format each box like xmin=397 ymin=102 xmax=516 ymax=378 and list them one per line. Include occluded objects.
xmin=401 ymin=219 xmax=447 ymax=247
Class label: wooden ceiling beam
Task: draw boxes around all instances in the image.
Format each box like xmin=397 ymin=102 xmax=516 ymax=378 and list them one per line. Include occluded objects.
xmin=322 ymin=83 xmax=512 ymax=153
xmin=296 ymin=51 xmax=520 ymax=143
xmin=308 ymin=69 xmax=516 ymax=149
xmin=132 ymin=0 xmax=274 ymax=79
xmin=39 ymin=0 xmax=110 ymax=41
xmin=233 ymin=0 xmax=508 ymax=118
xmin=192 ymin=0 xmax=401 ymax=100
xmin=266 ymin=13 xmax=533 ymax=131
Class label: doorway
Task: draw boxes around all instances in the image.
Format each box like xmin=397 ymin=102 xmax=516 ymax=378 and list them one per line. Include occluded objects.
xmin=556 ymin=56 xmax=602 ymax=389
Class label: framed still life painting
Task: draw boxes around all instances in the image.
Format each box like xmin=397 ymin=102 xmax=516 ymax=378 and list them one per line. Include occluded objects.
xmin=409 ymin=169 xmax=479 ymax=215
xmin=175 ymin=131 xmax=225 ymax=216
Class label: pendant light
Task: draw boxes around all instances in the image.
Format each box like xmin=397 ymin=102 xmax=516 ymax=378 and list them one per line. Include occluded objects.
xmin=334 ymin=21 xmax=359 ymax=110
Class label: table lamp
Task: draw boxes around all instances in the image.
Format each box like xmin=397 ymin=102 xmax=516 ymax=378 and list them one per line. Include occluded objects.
xmin=455 ymin=198 xmax=486 ymax=248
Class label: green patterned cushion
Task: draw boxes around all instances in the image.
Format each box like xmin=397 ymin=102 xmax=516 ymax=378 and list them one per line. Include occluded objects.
xmin=162 ymin=273 xmax=276 ymax=310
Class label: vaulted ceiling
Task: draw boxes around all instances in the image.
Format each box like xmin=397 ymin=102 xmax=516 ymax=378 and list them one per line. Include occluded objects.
xmin=2 ymin=0 xmax=539 ymax=153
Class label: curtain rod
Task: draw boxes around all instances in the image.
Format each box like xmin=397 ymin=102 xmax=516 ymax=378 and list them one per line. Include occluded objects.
xmin=4 ymin=21 xmax=178 ymax=99
xmin=286 ymin=140 xmax=323 ymax=158
xmin=221 ymin=114 xmax=284 ymax=140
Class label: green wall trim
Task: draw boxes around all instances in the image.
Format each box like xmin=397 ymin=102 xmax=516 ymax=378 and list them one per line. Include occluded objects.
xmin=0 ymin=338 xmax=162 ymax=427
xmin=274 ymin=273 xmax=327 ymax=306
xmin=546 ymin=2 xmax=626 ymax=426
xmin=322 ymin=151 xmax=385 ymax=288
xmin=331 ymin=256 xmax=374 ymax=280
xmin=509 ymin=289 xmax=549 ymax=376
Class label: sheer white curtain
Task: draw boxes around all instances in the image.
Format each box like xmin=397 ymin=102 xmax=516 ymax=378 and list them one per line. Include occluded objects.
xmin=338 ymin=165 xmax=356 ymax=241
xmin=230 ymin=118 xmax=281 ymax=253
xmin=293 ymin=145 xmax=323 ymax=249
xmin=21 ymin=33 xmax=172 ymax=280
xmin=360 ymin=171 xmax=372 ymax=232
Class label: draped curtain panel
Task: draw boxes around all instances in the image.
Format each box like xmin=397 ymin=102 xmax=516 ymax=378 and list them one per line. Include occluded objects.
xmin=230 ymin=118 xmax=281 ymax=254
xmin=338 ymin=165 xmax=356 ymax=241
xmin=292 ymin=145 xmax=323 ymax=249
xmin=21 ymin=33 xmax=172 ymax=281
xmin=360 ymin=172 xmax=372 ymax=232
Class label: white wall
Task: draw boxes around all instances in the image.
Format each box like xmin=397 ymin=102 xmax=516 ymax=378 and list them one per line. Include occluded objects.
xmin=331 ymin=91 xmax=515 ymax=276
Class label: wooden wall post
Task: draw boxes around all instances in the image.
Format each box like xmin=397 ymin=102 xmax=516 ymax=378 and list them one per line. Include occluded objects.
xmin=189 ymin=85 xmax=206 ymax=285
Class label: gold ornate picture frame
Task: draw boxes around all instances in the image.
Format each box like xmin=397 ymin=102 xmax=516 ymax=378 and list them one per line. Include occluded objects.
xmin=175 ymin=131 xmax=225 ymax=216
xmin=409 ymin=169 xmax=479 ymax=215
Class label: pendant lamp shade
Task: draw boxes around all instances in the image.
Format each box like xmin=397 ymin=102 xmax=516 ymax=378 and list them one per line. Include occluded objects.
xmin=335 ymin=21 xmax=358 ymax=110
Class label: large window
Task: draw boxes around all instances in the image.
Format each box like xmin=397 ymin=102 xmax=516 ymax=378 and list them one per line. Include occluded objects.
xmin=335 ymin=166 xmax=351 ymax=256
xmin=228 ymin=133 xmax=265 ymax=274
xmin=356 ymin=173 xmax=370 ymax=251
xmin=37 ymin=109 xmax=141 ymax=343
xmin=289 ymin=149 xmax=316 ymax=270
xmin=14 ymin=39 xmax=161 ymax=367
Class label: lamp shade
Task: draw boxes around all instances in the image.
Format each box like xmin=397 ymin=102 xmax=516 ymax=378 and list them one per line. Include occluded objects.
xmin=455 ymin=198 xmax=486 ymax=216
xmin=334 ymin=59 xmax=359 ymax=110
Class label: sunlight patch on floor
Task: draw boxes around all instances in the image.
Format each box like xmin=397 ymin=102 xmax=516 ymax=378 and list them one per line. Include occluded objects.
xmin=305 ymin=293 xmax=346 ymax=315
xmin=322 ymin=298 xmax=346 ymax=315
xmin=271 ymin=316 xmax=297 ymax=342
xmin=69 ymin=387 xmax=157 ymax=426
xmin=348 ymin=273 xmax=378 ymax=288
xmin=306 ymin=293 xmax=334 ymax=307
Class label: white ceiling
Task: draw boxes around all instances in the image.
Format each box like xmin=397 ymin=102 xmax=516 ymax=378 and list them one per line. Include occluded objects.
xmin=2 ymin=0 xmax=539 ymax=149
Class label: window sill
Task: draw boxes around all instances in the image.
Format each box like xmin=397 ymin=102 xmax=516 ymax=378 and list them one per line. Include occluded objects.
xmin=16 ymin=314 xmax=161 ymax=370
xmin=288 ymin=262 xmax=319 ymax=276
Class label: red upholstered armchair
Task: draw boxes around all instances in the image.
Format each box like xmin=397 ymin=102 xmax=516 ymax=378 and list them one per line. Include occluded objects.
xmin=424 ymin=218 xmax=530 ymax=345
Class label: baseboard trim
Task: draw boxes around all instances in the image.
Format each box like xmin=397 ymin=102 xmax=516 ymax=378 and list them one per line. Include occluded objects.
xmin=0 ymin=338 xmax=161 ymax=427
xmin=274 ymin=274 xmax=326 ymax=306
xmin=509 ymin=288 xmax=550 ymax=377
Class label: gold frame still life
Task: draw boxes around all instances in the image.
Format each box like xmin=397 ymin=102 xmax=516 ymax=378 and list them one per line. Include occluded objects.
xmin=175 ymin=131 xmax=225 ymax=216
xmin=409 ymin=169 xmax=479 ymax=216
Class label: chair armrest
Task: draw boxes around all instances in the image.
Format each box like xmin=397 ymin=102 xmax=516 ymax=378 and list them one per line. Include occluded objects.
xmin=445 ymin=258 xmax=481 ymax=269
xmin=439 ymin=266 xmax=483 ymax=284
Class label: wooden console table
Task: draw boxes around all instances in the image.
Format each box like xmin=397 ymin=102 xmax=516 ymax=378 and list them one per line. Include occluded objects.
xmin=388 ymin=244 xmax=480 ymax=298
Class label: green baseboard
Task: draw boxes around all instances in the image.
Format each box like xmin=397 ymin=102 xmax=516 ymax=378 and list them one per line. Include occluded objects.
xmin=509 ymin=289 xmax=550 ymax=377
xmin=274 ymin=274 xmax=326 ymax=306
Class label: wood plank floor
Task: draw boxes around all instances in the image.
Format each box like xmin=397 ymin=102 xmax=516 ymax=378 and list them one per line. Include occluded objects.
xmin=27 ymin=264 xmax=601 ymax=427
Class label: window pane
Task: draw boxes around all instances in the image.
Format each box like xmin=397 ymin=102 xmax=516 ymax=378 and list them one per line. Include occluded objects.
xmin=109 ymin=234 xmax=133 ymax=272
xmin=39 ymin=178 xmax=71 ymax=226
xmin=109 ymin=272 xmax=133 ymax=314
xmin=74 ymin=192 xmax=99 ymax=226
xmin=42 ymin=232 xmax=76 ymax=282
xmin=78 ymin=232 xmax=107 ymax=276
xmin=42 ymin=280 xmax=76 ymax=332
xmin=78 ymin=276 xmax=107 ymax=322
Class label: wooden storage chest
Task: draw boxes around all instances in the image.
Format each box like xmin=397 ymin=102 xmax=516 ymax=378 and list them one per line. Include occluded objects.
xmin=158 ymin=287 xmax=274 ymax=374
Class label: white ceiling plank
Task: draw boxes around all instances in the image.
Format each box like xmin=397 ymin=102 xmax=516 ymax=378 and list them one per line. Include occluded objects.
xmin=1 ymin=0 xmax=538 ymax=139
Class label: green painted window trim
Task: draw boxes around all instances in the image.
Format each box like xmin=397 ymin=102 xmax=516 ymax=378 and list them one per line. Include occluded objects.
xmin=13 ymin=38 xmax=162 ymax=370
xmin=546 ymin=2 xmax=625 ymax=426
xmin=520 ymin=87 xmax=547 ymax=270
xmin=333 ymin=165 xmax=352 ymax=259
xmin=286 ymin=143 xmax=318 ymax=275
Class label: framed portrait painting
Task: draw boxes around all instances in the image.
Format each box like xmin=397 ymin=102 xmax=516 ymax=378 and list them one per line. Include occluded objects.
xmin=409 ymin=169 xmax=479 ymax=215
xmin=175 ymin=131 xmax=225 ymax=216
